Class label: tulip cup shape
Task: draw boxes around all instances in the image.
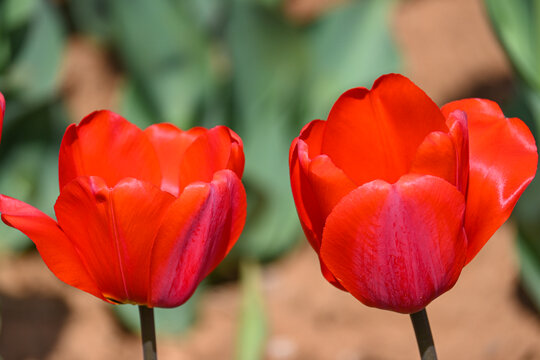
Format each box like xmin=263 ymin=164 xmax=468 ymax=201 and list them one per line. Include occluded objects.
xmin=0 ymin=110 xmax=247 ymax=308
xmin=289 ymin=73 xmax=538 ymax=314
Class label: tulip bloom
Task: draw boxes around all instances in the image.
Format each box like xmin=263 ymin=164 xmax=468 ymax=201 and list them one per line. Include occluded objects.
xmin=0 ymin=111 xmax=246 ymax=308
xmin=289 ymin=74 xmax=537 ymax=313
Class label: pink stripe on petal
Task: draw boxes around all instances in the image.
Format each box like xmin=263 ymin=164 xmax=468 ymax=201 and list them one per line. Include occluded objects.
xmin=321 ymin=175 xmax=466 ymax=313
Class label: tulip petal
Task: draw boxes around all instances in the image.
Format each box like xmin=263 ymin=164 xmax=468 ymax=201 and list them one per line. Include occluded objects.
xmin=409 ymin=131 xmax=457 ymax=186
xmin=0 ymin=195 xmax=104 ymax=301
xmin=307 ymin=154 xmax=357 ymax=239
xmin=227 ymin=130 xmax=245 ymax=178
xmin=58 ymin=111 xmax=161 ymax=190
xmin=320 ymin=175 xmax=467 ymax=313
xmin=150 ymin=170 xmax=246 ymax=307
xmin=54 ymin=176 xmax=175 ymax=305
xmin=321 ymin=74 xmax=448 ymax=185
xmin=290 ymin=120 xmax=354 ymax=289
xmin=289 ymin=120 xmax=326 ymax=247
xmin=409 ymin=109 xmax=469 ymax=192
xmin=179 ymin=126 xmax=245 ymax=193
xmin=446 ymin=110 xmax=469 ymax=193
xmin=299 ymin=118 xmax=326 ymax=158
xmin=290 ymin=138 xmax=318 ymax=245
xmin=442 ymin=99 xmax=538 ymax=263
xmin=290 ymin=120 xmax=357 ymax=247
xmin=294 ymin=152 xmax=356 ymax=290
xmin=144 ymin=124 xmax=206 ymax=196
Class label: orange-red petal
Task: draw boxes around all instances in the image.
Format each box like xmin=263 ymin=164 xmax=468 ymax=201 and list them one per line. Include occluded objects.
xmin=0 ymin=195 xmax=104 ymax=301
xmin=297 ymin=150 xmax=356 ymax=290
xmin=144 ymin=124 xmax=207 ymax=196
xmin=290 ymin=120 xmax=356 ymax=248
xmin=54 ymin=176 xmax=175 ymax=305
xmin=58 ymin=111 xmax=161 ymax=190
xmin=307 ymin=154 xmax=357 ymax=236
xmin=289 ymin=137 xmax=318 ymax=246
xmin=226 ymin=129 xmax=245 ymax=178
xmin=442 ymin=99 xmax=538 ymax=263
xmin=149 ymin=169 xmax=246 ymax=307
xmin=300 ymin=118 xmax=326 ymax=158
xmin=178 ymin=126 xmax=244 ymax=193
xmin=446 ymin=110 xmax=469 ymax=193
xmin=289 ymin=120 xmax=326 ymax=248
xmin=320 ymin=175 xmax=467 ymax=313
xmin=290 ymin=120 xmax=354 ymax=289
xmin=321 ymin=74 xmax=448 ymax=185
xmin=409 ymin=131 xmax=457 ymax=186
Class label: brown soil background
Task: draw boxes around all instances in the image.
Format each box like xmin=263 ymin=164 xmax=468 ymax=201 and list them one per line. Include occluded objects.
xmin=1 ymin=0 xmax=539 ymax=359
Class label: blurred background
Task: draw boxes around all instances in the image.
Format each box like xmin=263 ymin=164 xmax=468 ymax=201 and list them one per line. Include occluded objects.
xmin=0 ymin=0 xmax=539 ymax=359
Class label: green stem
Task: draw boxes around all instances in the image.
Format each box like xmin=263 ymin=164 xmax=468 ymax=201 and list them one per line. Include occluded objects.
xmin=409 ymin=308 xmax=437 ymax=360
xmin=138 ymin=305 xmax=157 ymax=360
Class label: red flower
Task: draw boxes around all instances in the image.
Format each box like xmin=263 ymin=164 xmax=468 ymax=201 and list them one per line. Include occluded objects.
xmin=0 ymin=111 xmax=246 ymax=308
xmin=289 ymin=74 xmax=537 ymax=313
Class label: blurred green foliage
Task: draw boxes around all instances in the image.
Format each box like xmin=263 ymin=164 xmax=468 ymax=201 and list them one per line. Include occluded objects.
xmin=0 ymin=0 xmax=67 ymax=252
xmin=236 ymin=261 xmax=267 ymax=360
xmin=1 ymin=0 xmax=65 ymax=102
xmin=0 ymin=0 xmax=400 ymax=342
xmin=485 ymin=0 xmax=540 ymax=312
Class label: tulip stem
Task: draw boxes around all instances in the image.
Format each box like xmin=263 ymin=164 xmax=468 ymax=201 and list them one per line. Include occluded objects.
xmin=138 ymin=305 xmax=157 ymax=360
xmin=409 ymin=308 xmax=437 ymax=360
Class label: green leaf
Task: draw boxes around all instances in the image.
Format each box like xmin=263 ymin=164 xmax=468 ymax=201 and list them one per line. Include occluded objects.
xmin=226 ymin=3 xmax=305 ymax=260
xmin=485 ymin=0 xmax=540 ymax=90
xmin=251 ymin=0 xmax=284 ymax=9
xmin=515 ymin=177 xmax=540 ymax=254
xmin=3 ymin=0 xmax=65 ymax=102
xmin=227 ymin=3 xmax=306 ymax=121
xmin=303 ymin=0 xmax=400 ymax=120
xmin=517 ymin=231 xmax=540 ymax=312
xmin=2 ymin=0 xmax=39 ymax=31
xmin=0 ymin=38 xmax=10 ymax=71
xmin=68 ymin=0 xmax=112 ymax=41
xmin=110 ymin=0 xmax=211 ymax=128
xmin=120 ymin=80 xmax=157 ymax=129
xmin=235 ymin=261 xmax=267 ymax=360
xmin=512 ymin=87 xmax=540 ymax=248
xmin=0 ymin=144 xmax=58 ymax=253
xmin=524 ymin=85 xmax=540 ymax=132
xmin=173 ymin=0 xmax=225 ymax=32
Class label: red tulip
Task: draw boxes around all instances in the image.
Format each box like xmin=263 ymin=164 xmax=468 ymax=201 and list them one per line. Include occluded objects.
xmin=0 ymin=111 xmax=246 ymax=308
xmin=289 ymin=74 xmax=537 ymax=313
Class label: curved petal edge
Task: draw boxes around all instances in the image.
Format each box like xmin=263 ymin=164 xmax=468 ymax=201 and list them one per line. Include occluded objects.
xmin=150 ymin=169 xmax=246 ymax=307
xmin=320 ymin=175 xmax=467 ymax=313
xmin=442 ymin=99 xmax=538 ymax=263
xmin=0 ymin=194 xmax=105 ymax=301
